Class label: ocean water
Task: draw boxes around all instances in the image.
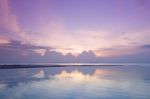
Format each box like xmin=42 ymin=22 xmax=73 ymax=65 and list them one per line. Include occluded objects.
xmin=0 ymin=64 xmax=150 ymax=99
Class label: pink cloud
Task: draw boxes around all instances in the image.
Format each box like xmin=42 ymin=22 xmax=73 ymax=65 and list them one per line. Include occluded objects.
xmin=0 ymin=36 xmax=10 ymax=44
xmin=0 ymin=0 xmax=30 ymax=43
xmin=0 ymin=0 xmax=20 ymax=33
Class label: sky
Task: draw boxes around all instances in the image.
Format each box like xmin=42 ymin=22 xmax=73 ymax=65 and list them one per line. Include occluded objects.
xmin=0 ymin=0 xmax=150 ymax=63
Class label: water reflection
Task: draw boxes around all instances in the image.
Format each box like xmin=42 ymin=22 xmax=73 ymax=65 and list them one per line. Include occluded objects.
xmin=0 ymin=66 xmax=150 ymax=99
xmin=32 ymin=70 xmax=45 ymax=78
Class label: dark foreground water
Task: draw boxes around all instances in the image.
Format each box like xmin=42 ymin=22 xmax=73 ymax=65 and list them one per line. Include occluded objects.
xmin=0 ymin=64 xmax=150 ymax=99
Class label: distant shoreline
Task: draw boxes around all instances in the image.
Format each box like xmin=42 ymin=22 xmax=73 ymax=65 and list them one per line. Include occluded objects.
xmin=0 ymin=64 xmax=123 ymax=69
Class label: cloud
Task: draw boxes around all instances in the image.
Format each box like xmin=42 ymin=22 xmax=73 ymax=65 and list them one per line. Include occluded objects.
xmin=0 ymin=0 xmax=19 ymax=33
xmin=0 ymin=36 xmax=10 ymax=44
xmin=140 ymin=44 xmax=150 ymax=49
xmin=93 ymin=45 xmax=140 ymax=57
xmin=0 ymin=40 xmax=51 ymax=57
xmin=0 ymin=0 xmax=30 ymax=43
xmin=33 ymin=49 xmax=46 ymax=56
xmin=0 ymin=40 xmax=52 ymax=63
xmin=0 ymin=0 xmax=150 ymax=63
xmin=76 ymin=51 xmax=98 ymax=62
xmin=0 ymin=0 xmax=149 ymax=58
xmin=0 ymin=40 xmax=150 ymax=63
xmin=0 ymin=83 xmax=6 ymax=90
xmin=0 ymin=41 xmax=99 ymax=63
xmin=6 ymin=40 xmax=51 ymax=50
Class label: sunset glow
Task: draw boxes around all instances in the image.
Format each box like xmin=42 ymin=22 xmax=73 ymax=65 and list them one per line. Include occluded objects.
xmin=0 ymin=0 xmax=150 ymax=63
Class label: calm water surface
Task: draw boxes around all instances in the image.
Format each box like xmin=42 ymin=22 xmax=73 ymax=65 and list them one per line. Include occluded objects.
xmin=0 ymin=64 xmax=150 ymax=99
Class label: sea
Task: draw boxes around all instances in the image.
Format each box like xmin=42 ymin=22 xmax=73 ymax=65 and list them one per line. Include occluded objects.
xmin=0 ymin=63 xmax=150 ymax=99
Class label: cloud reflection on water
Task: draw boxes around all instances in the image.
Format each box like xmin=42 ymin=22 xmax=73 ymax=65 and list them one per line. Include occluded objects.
xmin=32 ymin=70 xmax=45 ymax=78
xmin=0 ymin=67 xmax=150 ymax=99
